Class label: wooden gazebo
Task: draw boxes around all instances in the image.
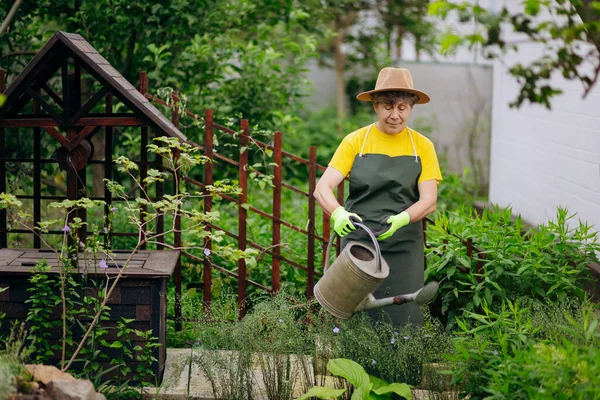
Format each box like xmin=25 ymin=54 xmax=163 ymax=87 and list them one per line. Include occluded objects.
xmin=0 ymin=31 xmax=188 ymax=380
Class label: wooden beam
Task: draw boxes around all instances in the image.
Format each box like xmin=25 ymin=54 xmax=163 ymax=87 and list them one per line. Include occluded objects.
xmin=24 ymin=86 xmax=62 ymax=124
xmin=40 ymin=82 xmax=64 ymax=109
xmin=0 ymin=116 xmax=143 ymax=127
xmin=42 ymin=126 xmax=70 ymax=149
xmin=70 ymin=86 xmax=109 ymax=124
xmin=70 ymin=125 xmax=98 ymax=149
xmin=61 ymin=56 xmax=71 ymax=126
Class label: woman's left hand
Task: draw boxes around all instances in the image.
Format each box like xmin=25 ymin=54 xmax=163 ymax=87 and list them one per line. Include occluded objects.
xmin=377 ymin=211 xmax=410 ymax=241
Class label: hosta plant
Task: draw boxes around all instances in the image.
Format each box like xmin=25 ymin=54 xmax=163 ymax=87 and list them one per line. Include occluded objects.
xmin=298 ymin=358 xmax=412 ymax=400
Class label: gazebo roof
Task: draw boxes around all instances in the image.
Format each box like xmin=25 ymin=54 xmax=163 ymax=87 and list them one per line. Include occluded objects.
xmin=0 ymin=31 xmax=186 ymax=142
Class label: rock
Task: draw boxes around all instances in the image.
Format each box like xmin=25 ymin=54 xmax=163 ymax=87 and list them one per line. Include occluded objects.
xmin=95 ymin=393 xmax=108 ymax=400
xmin=25 ymin=365 xmax=76 ymax=385
xmin=46 ymin=378 xmax=95 ymax=400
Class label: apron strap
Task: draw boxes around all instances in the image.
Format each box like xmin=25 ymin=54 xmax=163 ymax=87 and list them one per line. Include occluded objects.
xmin=358 ymin=124 xmax=374 ymax=158
xmin=359 ymin=124 xmax=419 ymax=163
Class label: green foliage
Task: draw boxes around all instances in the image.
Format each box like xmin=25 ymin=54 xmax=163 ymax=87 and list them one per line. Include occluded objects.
xmin=1 ymin=0 xmax=320 ymax=129
xmin=426 ymin=205 xmax=599 ymax=328
xmin=25 ymin=263 xmax=59 ymax=364
xmin=428 ymin=0 xmax=600 ymax=108
xmin=445 ymin=298 xmax=600 ymax=399
xmin=298 ymin=358 xmax=412 ymax=400
xmin=0 ymin=322 xmax=35 ymax=399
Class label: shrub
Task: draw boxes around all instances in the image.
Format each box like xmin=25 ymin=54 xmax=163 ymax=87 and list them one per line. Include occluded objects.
xmin=426 ymin=206 xmax=599 ymax=328
xmin=445 ymin=298 xmax=600 ymax=399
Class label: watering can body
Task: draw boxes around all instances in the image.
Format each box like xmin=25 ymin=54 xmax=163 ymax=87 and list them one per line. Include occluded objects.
xmin=314 ymin=240 xmax=389 ymax=320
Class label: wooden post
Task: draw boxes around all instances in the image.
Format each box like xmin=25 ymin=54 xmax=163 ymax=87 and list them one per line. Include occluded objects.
xmin=0 ymin=69 xmax=6 ymax=248
xmin=31 ymin=95 xmax=41 ymax=248
xmin=336 ymin=180 xmax=345 ymax=256
xmin=238 ymin=119 xmax=249 ymax=318
xmin=272 ymin=131 xmax=282 ymax=292
xmin=203 ymin=109 xmax=214 ymax=308
xmin=171 ymin=91 xmax=182 ymax=332
xmin=322 ymin=207 xmax=330 ymax=270
xmin=103 ymin=93 xmax=113 ymax=248
xmin=139 ymin=72 xmax=148 ymax=250
xmin=307 ymin=146 xmax=317 ymax=298
xmin=71 ymin=64 xmax=87 ymax=243
xmin=466 ymin=238 xmax=473 ymax=260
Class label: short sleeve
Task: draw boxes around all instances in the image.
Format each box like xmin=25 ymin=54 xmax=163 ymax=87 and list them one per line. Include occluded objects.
xmin=418 ymin=141 xmax=443 ymax=184
xmin=328 ymin=137 xmax=358 ymax=177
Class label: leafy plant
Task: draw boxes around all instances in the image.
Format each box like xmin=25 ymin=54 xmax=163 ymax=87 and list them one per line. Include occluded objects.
xmin=426 ymin=205 xmax=599 ymax=327
xmin=445 ymin=298 xmax=600 ymax=399
xmin=298 ymin=358 xmax=412 ymax=400
xmin=428 ymin=0 xmax=600 ymax=108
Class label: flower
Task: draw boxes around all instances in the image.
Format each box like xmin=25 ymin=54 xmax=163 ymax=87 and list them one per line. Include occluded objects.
xmin=278 ymin=318 xmax=284 ymax=323
xmin=62 ymin=225 xmax=70 ymax=233
xmin=394 ymin=331 xmax=399 ymax=336
xmin=493 ymin=350 xmax=499 ymax=356
xmin=403 ymin=336 xmax=409 ymax=341
xmin=371 ymin=359 xmax=376 ymax=365
xmin=391 ymin=338 xmax=396 ymax=344
xmin=333 ymin=327 xmax=340 ymax=334
xmin=111 ymin=207 xmax=118 ymax=213
xmin=79 ymin=241 xmax=85 ymax=248
xmin=103 ymin=227 xmax=108 ymax=234
xmin=99 ymin=258 xmax=108 ymax=269
xmin=204 ymin=248 xmax=211 ymax=257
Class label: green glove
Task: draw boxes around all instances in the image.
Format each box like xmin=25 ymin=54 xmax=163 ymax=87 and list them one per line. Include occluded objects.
xmin=377 ymin=211 xmax=411 ymax=241
xmin=331 ymin=206 xmax=362 ymax=237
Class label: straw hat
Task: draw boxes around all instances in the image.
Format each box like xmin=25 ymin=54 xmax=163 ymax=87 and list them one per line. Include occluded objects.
xmin=356 ymin=67 xmax=430 ymax=104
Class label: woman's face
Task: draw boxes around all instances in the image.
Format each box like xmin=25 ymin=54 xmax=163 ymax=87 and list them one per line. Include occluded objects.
xmin=373 ymin=101 xmax=413 ymax=135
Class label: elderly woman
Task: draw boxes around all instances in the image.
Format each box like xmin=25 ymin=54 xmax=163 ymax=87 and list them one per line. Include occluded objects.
xmin=314 ymin=67 xmax=442 ymax=326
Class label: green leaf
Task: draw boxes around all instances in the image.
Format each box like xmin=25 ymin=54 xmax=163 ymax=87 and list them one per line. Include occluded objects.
xmin=374 ymin=383 xmax=412 ymax=399
xmin=351 ymin=384 xmax=373 ymax=400
xmin=297 ymin=386 xmax=346 ymax=400
xmin=524 ymin=0 xmax=540 ymax=15
xmin=327 ymin=359 xmax=370 ymax=388
xmin=368 ymin=375 xmax=389 ymax=391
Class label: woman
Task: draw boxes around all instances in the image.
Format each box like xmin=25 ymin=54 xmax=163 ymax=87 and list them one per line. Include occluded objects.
xmin=314 ymin=67 xmax=442 ymax=326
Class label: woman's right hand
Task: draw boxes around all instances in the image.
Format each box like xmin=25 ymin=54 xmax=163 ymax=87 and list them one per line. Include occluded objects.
xmin=331 ymin=207 xmax=362 ymax=237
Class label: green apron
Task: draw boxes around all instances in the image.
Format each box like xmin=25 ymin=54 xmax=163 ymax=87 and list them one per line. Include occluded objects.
xmin=342 ymin=124 xmax=424 ymax=327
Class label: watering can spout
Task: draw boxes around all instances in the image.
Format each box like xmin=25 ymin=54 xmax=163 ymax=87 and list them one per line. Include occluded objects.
xmin=354 ymin=281 xmax=440 ymax=313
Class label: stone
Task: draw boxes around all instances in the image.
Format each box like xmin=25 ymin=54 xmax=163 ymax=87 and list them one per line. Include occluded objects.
xmin=25 ymin=364 xmax=75 ymax=385
xmin=46 ymin=378 xmax=95 ymax=400
xmin=95 ymin=393 xmax=108 ymax=400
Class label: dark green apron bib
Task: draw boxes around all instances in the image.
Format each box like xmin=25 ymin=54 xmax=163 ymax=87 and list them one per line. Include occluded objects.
xmin=341 ymin=127 xmax=424 ymax=327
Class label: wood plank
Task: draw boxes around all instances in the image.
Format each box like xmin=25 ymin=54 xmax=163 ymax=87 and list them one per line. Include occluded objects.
xmin=0 ymin=249 xmax=25 ymax=266
xmin=42 ymin=126 xmax=70 ymax=148
xmin=0 ymin=116 xmax=143 ymax=128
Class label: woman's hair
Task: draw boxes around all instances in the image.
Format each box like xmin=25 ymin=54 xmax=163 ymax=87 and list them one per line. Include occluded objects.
xmin=371 ymin=91 xmax=418 ymax=106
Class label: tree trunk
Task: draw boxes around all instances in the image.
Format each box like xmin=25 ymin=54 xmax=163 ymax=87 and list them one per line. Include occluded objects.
xmin=396 ymin=28 xmax=404 ymax=60
xmin=334 ymin=33 xmax=346 ymax=137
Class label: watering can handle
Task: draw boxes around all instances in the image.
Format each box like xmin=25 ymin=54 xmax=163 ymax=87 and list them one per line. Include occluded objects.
xmin=324 ymin=217 xmax=382 ymax=273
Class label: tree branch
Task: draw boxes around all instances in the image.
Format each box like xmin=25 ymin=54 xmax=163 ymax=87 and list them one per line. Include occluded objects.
xmin=0 ymin=0 xmax=24 ymax=36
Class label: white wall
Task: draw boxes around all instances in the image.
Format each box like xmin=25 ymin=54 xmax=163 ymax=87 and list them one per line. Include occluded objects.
xmin=489 ymin=43 xmax=600 ymax=229
xmin=485 ymin=0 xmax=600 ymax=230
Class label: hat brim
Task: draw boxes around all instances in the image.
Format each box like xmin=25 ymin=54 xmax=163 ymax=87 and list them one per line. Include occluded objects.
xmin=356 ymin=88 xmax=430 ymax=104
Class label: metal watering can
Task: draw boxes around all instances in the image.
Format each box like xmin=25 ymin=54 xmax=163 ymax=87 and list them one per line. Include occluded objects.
xmin=314 ymin=218 xmax=439 ymax=320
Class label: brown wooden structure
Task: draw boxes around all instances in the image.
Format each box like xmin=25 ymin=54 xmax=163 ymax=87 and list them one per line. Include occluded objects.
xmin=0 ymin=248 xmax=178 ymax=381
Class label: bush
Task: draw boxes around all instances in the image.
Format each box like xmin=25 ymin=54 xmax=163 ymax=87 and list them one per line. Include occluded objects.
xmin=446 ymin=298 xmax=600 ymax=399
xmin=426 ymin=206 xmax=599 ymax=328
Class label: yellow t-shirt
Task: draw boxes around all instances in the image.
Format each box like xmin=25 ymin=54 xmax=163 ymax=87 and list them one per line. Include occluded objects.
xmin=329 ymin=124 xmax=443 ymax=184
